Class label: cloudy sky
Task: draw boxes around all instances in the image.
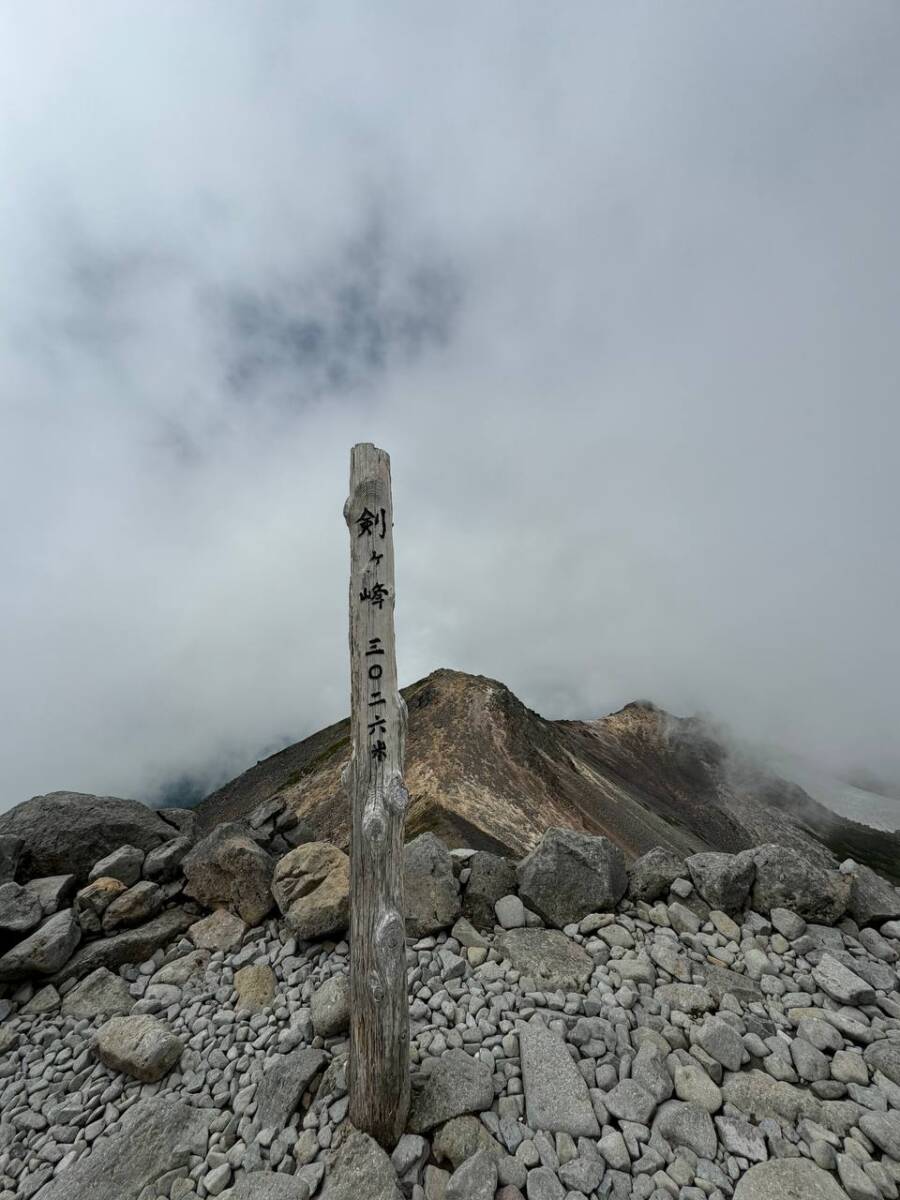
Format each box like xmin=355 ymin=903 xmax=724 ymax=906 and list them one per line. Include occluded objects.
xmin=1 ymin=3 xmax=899 ymax=812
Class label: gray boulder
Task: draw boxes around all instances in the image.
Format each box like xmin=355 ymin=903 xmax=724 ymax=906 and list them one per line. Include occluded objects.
xmin=61 ymin=966 xmax=135 ymax=1018
xmin=142 ymin=836 xmax=192 ymax=882
xmin=0 ymin=907 xmax=81 ymax=979
xmin=496 ymin=927 xmax=593 ymax=991
xmin=446 ymin=1150 xmax=497 ymax=1200
xmin=847 ymin=864 xmax=900 ymax=926
xmin=0 ymin=834 xmax=23 ymax=883
xmin=93 ymin=1013 xmax=183 ymax=1081
xmin=102 ymin=880 xmax=164 ymax=933
xmin=404 ymin=833 xmax=461 ymax=937
xmin=189 ymin=908 xmax=248 ymax=951
xmin=272 ymin=842 xmax=349 ymax=940
xmin=182 ymin=823 xmax=275 ymax=925
xmin=321 ymin=1127 xmax=402 ymax=1200
xmin=74 ymin=876 xmax=128 ymax=933
xmin=30 ymin=1095 xmax=211 ymax=1200
xmin=0 ymin=880 xmax=43 ymax=934
xmin=89 ymin=845 xmax=145 ymax=886
xmin=863 ymin=1040 xmax=900 ymax=1086
xmin=741 ymin=844 xmax=850 ymax=924
xmin=408 ymin=1049 xmax=494 ymax=1133
xmin=858 ymin=1111 xmax=900 ymax=1161
xmin=0 ymin=791 xmax=176 ymax=883
xmin=463 ymin=851 xmax=517 ymax=931
xmin=734 ymin=1158 xmax=852 ymax=1200
xmin=311 ymin=973 xmax=350 ymax=1037
xmin=686 ymin=852 xmax=755 ymax=913
xmin=23 ymin=874 xmax=76 ymax=916
xmin=517 ymin=827 xmax=626 ymax=927
xmin=627 ymin=846 xmax=686 ymax=902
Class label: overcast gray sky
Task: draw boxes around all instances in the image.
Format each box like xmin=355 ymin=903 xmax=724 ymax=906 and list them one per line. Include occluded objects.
xmin=2 ymin=2 xmax=899 ymax=812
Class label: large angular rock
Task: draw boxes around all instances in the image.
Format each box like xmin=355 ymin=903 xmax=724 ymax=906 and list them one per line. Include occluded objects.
xmin=23 ymin=873 xmax=76 ymax=916
xmin=0 ymin=907 xmax=81 ymax=979
xmin=813 ymin=953 xmax=876 ymax=1006
xmin=686 ymin=852 xmax=755 ymax=914
xmin=32 ymin=1096 xmax=210 ymax=1200
xmin=432 ymin=1117 xmax=503 ymax=1170
xmin=235 ymin=964 xmax=276 ymax=1013
xmin=89 ymin=845 xmax=145 ymax=886
xmin=0 ymin=880 xmax=43 ymax=934
xmin=497 ymin=927 xmax=593 ymax=990
xmin=311 ymin=973 xmax=350 ymax=1037
xmin=183 ymin=823 xmax=274 ymax=925
xmin=0 ymin=834 xmax=23 ymax=883
xmin=189 ymin=908 xmax=247 ymax=951
xmin=156 ymin=807 xmax=201 ymax=841
xmin=734 ymin=1159 xmax=851 ymax=1200
xmin=404 ymin=833 xmax=461 ymax=937
xmin=518 ymin=1015 xmax=600 ymax=1136
xmin=61 ymin=966 xmax=135 ymax=1018
xmin=74 ymin=876 xmax=128 ymax=934
xmin=51 ymin=906 xmax=195 ymax=984
xmin=272 ymin=843 xmax=350 ymax=940
xmin=409 ymin=1049 xmax=494 ymax=1133
xmin=517 ymin=827 xmax=626 ymax=927
xmin=847 ymin=865 xmax=900 ymax=926
xmin=740 ymin=844 xmax=849 ymax=924
xmin=652 ymin=1100 xmax=717 ymax=1158
xmin=446 ymin=1151 xmax=497 ymax=1200
xmin=858 ymin=1111 xmax=900 ymax=1161
xmin=142 ymin=836 xmax=192 ymax=883
xmin=627 ymin=846 xmax=686 ymax=902
xmin=255 ymin=1047 xmax=328 ymax=1131
xmin=463 ymin=851 xmax=517 ymax=931
xmin=93 ymin=1013 xmax=183 ymax=1081
xmin=102 ymin=880 xmax=164 ymax=933
xmin=863 ymin=1040 xmax=900 ymax=1086
xmin=321 ymin=1127 xmax=403 ymax=1200
xmin=0 ymin=791 xmax=176 ymax=884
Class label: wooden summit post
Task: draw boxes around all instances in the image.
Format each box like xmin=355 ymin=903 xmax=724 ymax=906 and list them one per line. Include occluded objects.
xmin=343 ymin=443 xmax=410 ymax=1145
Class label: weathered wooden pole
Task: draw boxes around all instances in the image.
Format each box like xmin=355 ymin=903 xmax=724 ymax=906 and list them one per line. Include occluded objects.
xmin=343 ymin=443 xmax=410 ymax=1146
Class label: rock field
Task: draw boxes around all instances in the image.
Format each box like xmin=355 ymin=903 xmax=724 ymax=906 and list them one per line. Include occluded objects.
xmin=2 ymin=793 xmax=900 ymax=1200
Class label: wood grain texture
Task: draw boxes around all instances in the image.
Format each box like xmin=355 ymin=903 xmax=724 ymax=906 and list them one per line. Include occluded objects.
xmin=343 ymin=442 xmax=410 ymax=1145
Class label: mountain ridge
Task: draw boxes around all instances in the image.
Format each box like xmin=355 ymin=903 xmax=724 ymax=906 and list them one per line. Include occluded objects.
xmin=197 ymin=668 xmax=900 ymax=880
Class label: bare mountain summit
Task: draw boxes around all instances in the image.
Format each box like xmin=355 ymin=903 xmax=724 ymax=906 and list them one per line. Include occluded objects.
xmin=197 ymin=668 xmax=900 ymax=879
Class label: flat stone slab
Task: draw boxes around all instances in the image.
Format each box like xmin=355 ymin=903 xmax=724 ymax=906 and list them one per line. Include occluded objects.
xmin=408 ymin=1049 xmax=494 ymax=1133
xmin=700 ymin=963 xmax=762 ymax=1004
xmin=518 ymin=1015 xmax=600 ymax=1137
xmin=496 ymin=928 xmax=593 ymax=991
xmin=32 ymin=1096 xmax=209 ymax=1200
xmin=93 ymin=1014 xmax=183 ymax=1082
xmin=51 ymin=906 xmax=195 ymax=984
xmin=256 ymin=1047 xmax=328 ymax=1131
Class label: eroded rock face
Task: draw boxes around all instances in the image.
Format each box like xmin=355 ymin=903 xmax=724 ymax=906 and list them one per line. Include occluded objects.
xmin=272 ymin=843 xmax=350 ymax=941
xmin=0 ymin=792 xmax=176 ymax=884
xmin=404 ymin=833 xmax=461 ymax=937
xmin=741 ymin=844 xmax=850 ymax=924
xmin=182 ymin=823 xmax=275 ymax=925
xmin=0 ymin=907 xmax=81 ymax=979
xmin=517 ymin=827 xmax=627 ymax=927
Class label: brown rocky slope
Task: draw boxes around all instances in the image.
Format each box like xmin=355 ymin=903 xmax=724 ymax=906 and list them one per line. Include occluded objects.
xmin=197 ymin=669 xmax=900 ymax=880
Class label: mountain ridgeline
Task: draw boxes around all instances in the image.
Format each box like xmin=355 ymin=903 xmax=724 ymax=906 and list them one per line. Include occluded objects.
xmin=197 ymin=669 xmax=900 ymax=882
